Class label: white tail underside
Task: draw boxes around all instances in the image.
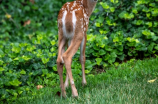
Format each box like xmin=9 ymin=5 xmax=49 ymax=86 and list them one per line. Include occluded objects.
xmin=62 ymin=10 xmax=77 ymax=39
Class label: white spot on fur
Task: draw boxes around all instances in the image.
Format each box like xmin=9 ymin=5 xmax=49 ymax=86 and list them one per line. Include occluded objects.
xmin=62 ymin=10 xmax=68 ymax=38
xmin=84 ymin=27 xmax=86 ymax=31
xmin=80 ymin=37 xmax=85 ymax=55
xmin=68 ymin=39 xmax=72 ymax=47
xmin=72 ymin=10 xmax=77 ymax=34
xmin=71 ymin=80 xmax=74 ymax=85
xmin=61 ymin=56 xmax=64 ymax=63
xmin=64 ymin=74 xmax=69 ymax=88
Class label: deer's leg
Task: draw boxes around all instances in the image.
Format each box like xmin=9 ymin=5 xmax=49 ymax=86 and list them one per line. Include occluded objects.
xmin=64 ymin=39 xmax=72 ymax=88
xmin=62 ymin=33 xmax=83 ymax=97
xmin=56 ymin=31 xmax=66 ymax=97
xmin=80 ymin=35 xmax=87 ymax=86
xmin=64 ymin=72 xmax=69 ymax=88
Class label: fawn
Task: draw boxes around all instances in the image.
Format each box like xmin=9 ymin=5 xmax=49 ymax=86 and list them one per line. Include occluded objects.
xmin=57 ymin=0 xmax=97 ymax=97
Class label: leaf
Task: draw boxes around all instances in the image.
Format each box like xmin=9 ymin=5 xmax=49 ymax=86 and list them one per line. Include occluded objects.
xmin=52 ymin=53 xmax=56 ymax=57
xmin=114 ymin=62 xmax=119 ymax=66
xmin=111 ymin=52 xmax=117 ymax=58
xmin=18 ymin=90 xmax=23 ymax=95
xmin=37 ymin=34 xmax=43 ymax=41
xmin=20 ymin=70 xmax=26 ymax=75
xmin=42 ymin=69 xmax=48 ymax=75
xmin=148 ymin=42 xmax=155 ymax=52
xmin=149 ymin=3 xmax=156 ymax=7
xmin=27 ymin=45 xmax=36 ymax=52
xmin=99 ymin=49 xmax=106 ymax=55
xmin=9 ymin=79 xmax=22 ymax=86
xmin=147 ymin=78 xmax=157 ymax=83
xmin=118 ymin=54 xmax=125 ymax=61
xmin=12 ymin=45 xmax=21 ymax=53
xmin=95 ymin=58 xmax=102 ymax=65
xmin=85 ymin=60 xmax=93 ymax=70
xmin=154 ymin=45 xmax=158 ymax=50
xmin=42 ymin=58 xmax=49 ymax=64
xmin=152 ymin=36 xmax=158 ymax=41
xmin=96 ymin=17 xmax=104 ymax=23
xmin=100 ymin=2 xmax=110 ymax=9
xmin=24 ymin=6 xmax=30 ymax=11
xmin=85 ymin=70 xmax=90 ymax=74
xmin=108 ymin=58 xmax=115 ymax=64
xmin=0 ymin=67 xmax=5 ymax=72
xmin=103 ymin=62 xmax=108 ymax=67
xmin=95 ymin=22 xmax=101 ymax=27
xmin=22 ymin=55 xmax=31 ymax=61
xmin=113 ymin=37 xmax=119 ymax=42
xmin=146 ymin=13 xmax=151 ymax=18
xmin=53 ymin=65 xmax=57 ymax=71
xmin=132 ymin=8 xmax=138 ymax=14
xmin=110 ymin=0 xmax=118 ymax=4
xmin=32 ymin=63 xmax=40 ymax=70
xmin=99 ymin=29 xmax=108 ymax=35
xmin=51 ymin=40 xmax=56 ymax=45
xmin=88 ymin=74 xmax=94 ymax=78
xmin=0 ymin=49 xmax=4 ymax=57
xmin=4 ymin=57 xmax=12 ymax=63
xmin=0 ymin=60 xmax=4 ymax=65
xmin=119 ymin=11 xmax=134 ymax=19
xmin=5 ymin=14 xmax=11 ymax=19
xmin=119 ymin=11 xmax=127 ymax=19
xmin=87 ymin=34 xmax=95 ymax=41
xmin=151 ymin=8 xmax=158 ymax=16
xmin=145 ymin=22 xmax=152 ymax=27
xmin=93 ymin=45 xmax=100 ymax=50
xmin=110 ymin=7 xmax=115 ymax=12
xmin=133 ymin=20 xmax=144 ymax=25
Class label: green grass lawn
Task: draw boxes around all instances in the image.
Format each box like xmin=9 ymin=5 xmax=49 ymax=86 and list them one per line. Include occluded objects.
xmin=14 ymin=58 xmax=158 ymax=104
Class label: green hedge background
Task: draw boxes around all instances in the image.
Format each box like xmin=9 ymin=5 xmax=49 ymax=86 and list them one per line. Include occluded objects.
xmin=0 ymin=0 xmax=158 ymax=102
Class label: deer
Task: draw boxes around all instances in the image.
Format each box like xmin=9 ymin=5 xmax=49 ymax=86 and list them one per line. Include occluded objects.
xmin=56 ymin=0 xmax=98 ymax=98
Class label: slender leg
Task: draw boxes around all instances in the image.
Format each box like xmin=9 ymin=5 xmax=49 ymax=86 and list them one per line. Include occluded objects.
xmin=64 ymin=39 xmax=72 ymax=88
xmin=62 ymin=33 xmax=83 ymax=97
xmin=57 ymin=62 xmax=66 ymax=97
xmin=64 ymin=72 xmax=69 ymax=88
xmin=56 ymin=30 xmax=66 ymax=97
xmin=80 ymin=35 xmax=87 ymax=86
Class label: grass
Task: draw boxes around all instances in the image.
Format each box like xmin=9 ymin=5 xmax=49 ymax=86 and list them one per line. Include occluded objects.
xmin=14 ymin=58 xmax=158 ymax=104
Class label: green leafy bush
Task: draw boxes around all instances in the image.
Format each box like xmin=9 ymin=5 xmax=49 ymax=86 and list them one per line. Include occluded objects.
xmin=90 ymin=0 xmax=158 ymax=58
xmin=0 ymin=32 xmax=58 ymax=102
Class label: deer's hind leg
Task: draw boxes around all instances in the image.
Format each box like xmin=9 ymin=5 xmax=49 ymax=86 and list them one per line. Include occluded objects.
xmin=80 ymin=34 xmax=87 ymax=86
xmin=64 ymin=39 xmax=73 ymax=89
xmin=62 ymin=31 xmax=84 ymax=97
xmin=56 ymin=29 xmax=67 ymax=97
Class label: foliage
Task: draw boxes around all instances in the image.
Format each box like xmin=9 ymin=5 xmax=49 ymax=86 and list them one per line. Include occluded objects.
xmin=91 ymin=0 xmax=158 ymax=60
xmin=0 ymin=0 xmax=158 ymax=103
xmin=15 ymin=58 xmax=158 ymax=104
xmin=0 ymin=0 xmax=68 ymax=43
